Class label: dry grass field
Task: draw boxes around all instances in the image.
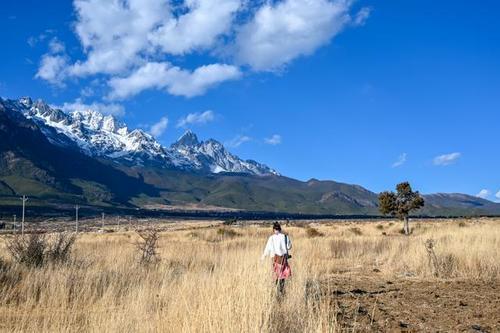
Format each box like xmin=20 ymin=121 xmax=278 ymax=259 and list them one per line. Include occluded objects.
xmin=0 ymin=218 xmax=499 ymax=332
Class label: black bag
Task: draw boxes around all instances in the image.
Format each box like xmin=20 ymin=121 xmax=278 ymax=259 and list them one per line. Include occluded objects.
xmin=285 ymin=234 xmax=292 ymax=260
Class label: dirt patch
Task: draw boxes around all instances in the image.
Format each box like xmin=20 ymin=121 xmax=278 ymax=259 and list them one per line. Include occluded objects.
xmin=318 ymin=275 xmax=500 ymax=332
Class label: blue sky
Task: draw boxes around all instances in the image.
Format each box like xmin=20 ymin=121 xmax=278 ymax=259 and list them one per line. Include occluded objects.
xmin=1 ymin=0 xmax=499 ymax=200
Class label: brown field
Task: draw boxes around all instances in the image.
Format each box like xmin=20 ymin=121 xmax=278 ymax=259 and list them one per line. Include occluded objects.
xmin=0 ymin=218 xmax=499 ymax=332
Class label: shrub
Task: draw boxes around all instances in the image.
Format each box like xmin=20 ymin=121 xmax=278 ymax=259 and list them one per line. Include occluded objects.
xmin=216 ymin=228 xmax=240 ymax=239
xmin=306 ymin=227 xmax=324 ymax=238
xmin=7 ymin=234 xmax=47 ymax=268
xmin=376 ymin=224 xmax=384 ymax=230
xmin=136 ymin=229 xmax=160 ymax=265
xmin=458 ymin=221 xmax=467 ymax=228
xmin=223 ymin=218 xmax=238 ymax=226
xmin=349 ymin=227 xmax=363 ymax=236
xmin=47 ymin=233 xmax=77 ymax=264
xmin=6 ymin=233 xmax=78 ymax=268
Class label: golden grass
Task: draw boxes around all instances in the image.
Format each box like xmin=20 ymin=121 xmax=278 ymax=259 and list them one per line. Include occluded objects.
xmin=0 ymin=218 xmax=499 ymax=332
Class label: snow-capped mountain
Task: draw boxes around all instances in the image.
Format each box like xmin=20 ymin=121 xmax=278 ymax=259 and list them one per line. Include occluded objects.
xmin=171 ymin=131 xmax=278 ymax=175
xmin=3 ymin=97 xmax=278 ymax=175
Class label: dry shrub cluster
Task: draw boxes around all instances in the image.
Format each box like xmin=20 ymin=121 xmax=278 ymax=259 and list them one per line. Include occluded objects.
xmin=6 ymin=233 xmax=76 ymax=268
xmin=0 ymin=220 xmax=497 ymax=332
xmin=305 ymin=227 xmax=324 ymax=238
xmin=349 ymin=227 xmax=363 ymax=236
xmin=135 ymin=229 xmax=160 ymax=265
xmin=216 ymin=227 xmax=241 ymax=239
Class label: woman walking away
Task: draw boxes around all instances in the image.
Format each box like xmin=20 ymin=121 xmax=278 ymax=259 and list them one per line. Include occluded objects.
xmin=261 ymin=222 xmax=292 ymax=296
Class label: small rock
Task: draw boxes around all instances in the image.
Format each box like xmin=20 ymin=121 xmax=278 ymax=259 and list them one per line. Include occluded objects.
xmin=358 ymin=306 xmax=368 ymax=315
xmin=470 ymin=324 xmax=483 ymax=332
xmin=459 ymin=300 xmax=468 ymax=306
xmin=399 ymin=321 xmax=409 ymax=328
xmin=373 ymin=268 xmax=381 ymax=273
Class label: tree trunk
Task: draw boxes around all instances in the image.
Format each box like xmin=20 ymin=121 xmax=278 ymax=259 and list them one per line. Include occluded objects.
xmin=403 ymin=216 xmax=410 ymax=235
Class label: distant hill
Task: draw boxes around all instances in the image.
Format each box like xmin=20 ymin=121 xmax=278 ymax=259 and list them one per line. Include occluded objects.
xmin=1 ymin=96 xmax=499 ymax=217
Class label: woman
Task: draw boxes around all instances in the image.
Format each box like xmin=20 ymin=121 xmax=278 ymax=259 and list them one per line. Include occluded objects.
xmin=261 ymin=222 xmax=292 ymax=294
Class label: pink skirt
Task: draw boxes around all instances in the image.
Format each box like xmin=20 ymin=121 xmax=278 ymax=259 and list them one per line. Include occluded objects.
xmin=273 ymin=261 xmax=291 ymax=280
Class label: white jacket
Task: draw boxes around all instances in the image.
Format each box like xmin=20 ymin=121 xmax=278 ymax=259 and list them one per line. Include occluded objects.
xmin=262 ymin=233 xmax=292 ymax=259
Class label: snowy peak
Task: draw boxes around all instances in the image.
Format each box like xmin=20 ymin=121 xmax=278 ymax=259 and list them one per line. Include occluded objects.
xmin=29 ymin=99 xmax=71 ymax=125
xmin=173 ymin=130 xmax=200 ymax=148
xmin=7 ymin=97 xmax=278 ymax=176
xmin=71 ymin=109 xmax=127 ymax=135
xmin=169 ymin=132 xmax=279 ymax=176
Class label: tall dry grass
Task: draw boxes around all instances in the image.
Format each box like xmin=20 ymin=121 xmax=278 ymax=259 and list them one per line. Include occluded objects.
xmin=0 ymin=218 xmax=498 ymax=332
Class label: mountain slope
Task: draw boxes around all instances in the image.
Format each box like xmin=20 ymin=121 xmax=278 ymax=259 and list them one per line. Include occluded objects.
xmin=3 ymin=97 xmax=276 ymax=175
xmin=0 ymin=98 xmax=159 ymax=206
xmin=1 ymin=96 xmax=499 ymax=216
xmin=171 ymin=131 xmax=278 ymax=175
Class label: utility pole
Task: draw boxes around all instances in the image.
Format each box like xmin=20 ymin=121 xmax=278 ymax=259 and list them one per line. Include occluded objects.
xmin=75 ymin=205 xmax=80 ymax=233
xmin=13 ymin=214 xmax=16 ymax=233
xmin=101 ymin=212 xmax=105 ymax=230
xmin=21 ymin=195 xmax=28 ymax=236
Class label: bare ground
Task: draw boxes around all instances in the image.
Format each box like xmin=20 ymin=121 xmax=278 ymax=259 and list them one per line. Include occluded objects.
xmin=316 ymin=274 xmax=500 ymax=332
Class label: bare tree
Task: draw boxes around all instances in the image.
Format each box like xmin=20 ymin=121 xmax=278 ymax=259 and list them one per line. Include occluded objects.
xmin=379 ymin=182 xmax=425 ymax=235
xmin=136 ymin=229 xmax=160 ymax=265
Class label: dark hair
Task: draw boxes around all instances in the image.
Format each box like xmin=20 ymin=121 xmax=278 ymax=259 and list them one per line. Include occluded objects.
xmin=273 ymin=222 xmax=281 ymax=231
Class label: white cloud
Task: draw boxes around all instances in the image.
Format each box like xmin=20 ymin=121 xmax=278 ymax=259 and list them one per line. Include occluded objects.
xmin=392 ymin=153 xmax=407 ymax=168
xmin=476 ymin=189 xmax=491 ymax=199
xmin=226 ymin=134 xmax=251 ymax=148
xmin=353 ymin=7 xmax=371 ymax=26
xmin=35 ymin=37 xmax=68 ymax=85
xmin=36 ymin=0 xmax=366 ymax=97
xmin=149 ymin=0 xmax=241 ymax=55
xmin=234 ymin=0 xmax=365 ymax=71
xmin=265 ymin=134 xmax=282 ymax=145
xmin=69 ymin=0 xmax=170 ymax=76
xmin=107 ymin=62 xmax=241 ymax=99
xmin=57 ymin=99 xmax=125 ymax=116
xmin=433 ymin=152 xmax=461 ymax=166
xmin=48 ymin=38 xmax=65 ymax=54
xmin=150 ymin=116 xmax=169 ymax=138
xmin=496 ymin=190 xmax=500 ymax=202
xmin=177 ymin=110 xmax=215 ymax=128
xmin=35 ymin=55 xmax=68 ymax=85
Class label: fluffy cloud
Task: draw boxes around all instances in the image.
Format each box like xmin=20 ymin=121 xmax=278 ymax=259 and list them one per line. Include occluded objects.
xmin=496 ymin=190 xmax=500 ymax=201
xmin=177 ymin=110 xmax=215 ymax=128
xmin=48 ymin=38 xmax=65 ymax=54
xmin=226 ymin=134 xmax=251 ymax=148
xmin=69 ymin=0 xmax=170 ymax=76
xmin=150 ymin=116 xmax=169 ymax=138
xmin=265 ymin=134 xmax=282 ymax=145
xmin=234 ymin=0 xmax=364 ymax=71
xmin=36 ymin=0 xmax=367 ymax=97
xmin=149 ymin=0 xmax=241 ymax=55
xmin=433 ymin=152 xmax=461 ymax=166
xmin=476 ymin=189 xmax=491 ymax=199
xmin=391 ymin=153 xmax=407 ymax=168
xmin=107 ymin=62 xmax=241 ymax=99
xmin=36 ymin=54 xmax=68 ymax=85
xmin=57 ymin=99 xmax=125 ymax=116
